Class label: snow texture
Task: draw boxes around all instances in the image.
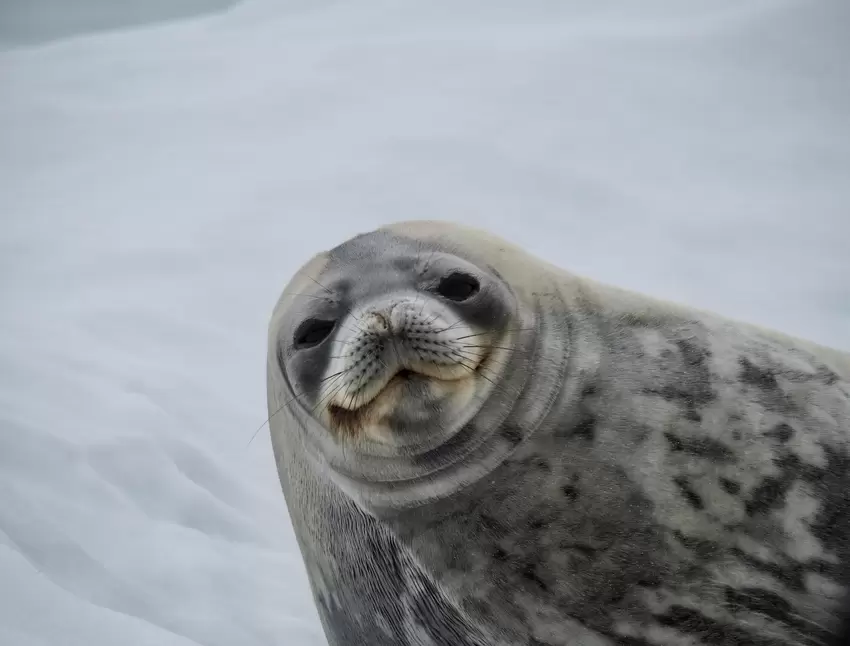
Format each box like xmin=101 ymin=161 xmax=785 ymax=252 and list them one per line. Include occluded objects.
xmin=0 ymin=0 xmax=237 ymax=49
xmin=1 ymin=1 xmax=848 ymax=645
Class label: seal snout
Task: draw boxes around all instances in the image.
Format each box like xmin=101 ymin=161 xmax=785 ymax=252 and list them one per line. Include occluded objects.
xmin=319 ymin=294 xmax=491 ymax=436
xmin=359 ymin=304 xmax=412 ymax=367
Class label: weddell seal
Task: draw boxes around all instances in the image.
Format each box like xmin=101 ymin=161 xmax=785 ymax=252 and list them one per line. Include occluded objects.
xmin=266 ymin=220 xmax=850 ymax=646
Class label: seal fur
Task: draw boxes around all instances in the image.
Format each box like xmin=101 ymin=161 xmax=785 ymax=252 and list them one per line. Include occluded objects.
xmin=267 ymin=220 xmax=850 ymax=646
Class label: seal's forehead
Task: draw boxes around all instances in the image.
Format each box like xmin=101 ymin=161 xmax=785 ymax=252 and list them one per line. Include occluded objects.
xmin=379 ymin=220 xmax=466 ymax=240
xmin=379 ymin=220 xmax=510 ymax=255
xmin=326 ymin=229 xmax=454 ymax=273
xmin=378 ymin=220 xmax=540 ymax=271
xmin=272 ymin=219 xmax=544 ymax=329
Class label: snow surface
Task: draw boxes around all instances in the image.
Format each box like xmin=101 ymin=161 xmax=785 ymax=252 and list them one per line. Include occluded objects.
xmin=0 ymin=0 xmax=236 ymax=50
xmin=1 ymin=1 xmax=849 ymax=645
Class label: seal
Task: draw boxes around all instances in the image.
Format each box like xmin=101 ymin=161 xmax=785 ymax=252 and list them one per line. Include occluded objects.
xmin=267 ymin=220 xmax=850 ymax=646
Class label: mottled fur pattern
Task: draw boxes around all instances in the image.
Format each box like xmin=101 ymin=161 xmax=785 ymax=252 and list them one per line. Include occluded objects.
xmin=267 ymin=221 xmax=850 ymax=646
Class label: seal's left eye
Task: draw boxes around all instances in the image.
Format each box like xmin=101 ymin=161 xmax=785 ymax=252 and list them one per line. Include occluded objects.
xmin=437 ymin=272 xmax=480 ymax=301
xmin=294 ymin=318 xmax=336 ymax=350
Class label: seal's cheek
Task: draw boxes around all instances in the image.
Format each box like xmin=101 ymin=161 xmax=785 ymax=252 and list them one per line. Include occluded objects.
xmin=283 ymin=346 xmax=334 ymax=409
xmin=442 ymin=280 xmax=512 ymax=332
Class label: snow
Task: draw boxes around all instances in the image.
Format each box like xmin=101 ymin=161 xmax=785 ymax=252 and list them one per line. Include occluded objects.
xmin=1 ymin=0 xmax=848 ymax=644
xmin=0 ymin=0 xmax=238 ymax=49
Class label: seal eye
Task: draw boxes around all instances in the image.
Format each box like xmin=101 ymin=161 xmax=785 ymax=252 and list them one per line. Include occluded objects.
xmin=293 ymin=318 xmax=336 ymax=350
xmin=437 ymin=272 xmax=480 ymax=302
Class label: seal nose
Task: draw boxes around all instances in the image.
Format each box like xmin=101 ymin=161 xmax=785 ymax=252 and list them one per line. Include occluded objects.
xmin=364 ymin=303 xmax=409 ymax=338
xmin=363 ymin=310 xmax=390 ymax=333
xmin=361 ymin=306 xmax=407 ymax=368
xmin=388 ymin=302 xmax=409 ymax=337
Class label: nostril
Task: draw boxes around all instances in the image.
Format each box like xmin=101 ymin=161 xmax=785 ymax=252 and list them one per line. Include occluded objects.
xmin=365 ymin=311 xmax=390 ymax=331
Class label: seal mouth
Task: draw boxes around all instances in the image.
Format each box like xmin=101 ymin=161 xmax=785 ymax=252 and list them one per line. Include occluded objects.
xmin=326 ymin=365 xmax=478 ymax=438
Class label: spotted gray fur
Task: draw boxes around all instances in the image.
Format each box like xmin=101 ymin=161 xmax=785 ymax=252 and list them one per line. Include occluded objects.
xmin=267 ymin=221 xmax=850 ymax=646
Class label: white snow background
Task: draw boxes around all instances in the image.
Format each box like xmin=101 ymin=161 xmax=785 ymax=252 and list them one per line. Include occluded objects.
xmin=1 ymin=1 xmax=849 ymax=645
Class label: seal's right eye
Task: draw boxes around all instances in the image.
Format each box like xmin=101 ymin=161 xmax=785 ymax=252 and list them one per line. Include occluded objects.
xmin=293 ymin=318 xmax=336 ymax=350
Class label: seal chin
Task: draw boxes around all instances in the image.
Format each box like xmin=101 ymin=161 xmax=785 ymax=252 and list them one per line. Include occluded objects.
xmin=325 ymin=361 xmax=485 ymax=443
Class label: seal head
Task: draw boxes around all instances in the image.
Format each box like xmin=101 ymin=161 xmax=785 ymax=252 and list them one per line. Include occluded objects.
xmin=285 ymin=234 xmax=510 ymax=443
xmin=271 ymin=225 xmax=569 ymax=515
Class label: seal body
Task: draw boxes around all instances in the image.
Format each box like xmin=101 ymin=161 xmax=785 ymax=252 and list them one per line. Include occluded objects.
xmin=267 ymin=221 xmax=850 ymax=646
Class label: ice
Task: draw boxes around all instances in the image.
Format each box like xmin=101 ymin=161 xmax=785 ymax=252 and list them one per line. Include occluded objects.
xmin=1 ymin=0 xmax=848 ymax=644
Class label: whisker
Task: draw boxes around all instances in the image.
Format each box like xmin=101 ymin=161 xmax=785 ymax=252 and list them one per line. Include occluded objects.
xmin=285 ymin=292 xmax=334 ymax=302
xmin=249 ymin=362 xmax=358 ymax=447
xmin=341 ymin=366 xmax=369 ymax=412
xmin=314 ymin=372 xmax=351 ymax=417
xmin=342 ymin=322 xmax=367 ymax=337
xmin=454 ymin=327 xmax=534 ymax=341
xmin=302 ymin=274 xmax=369 ymax=327
xmin=432 ymin=318 xmax=466 ymax=334
xmin=450 ymin=357 xmax=511 ymax=396
xmin=422 ymin=246 xmax=438 ymax=275
xmin=460 ymin=343 xmax=515 ymax=352
xmin=321 ymin=367 xmax=357 ymax=408
xmin=247 ymin=385 xmax=313 ymax=447
xmin=319 ymin=367 xmax=352 ymax=384
xmin=305 ymin=274 xmax=335 ymax=296
xmin=448 ymin=349 xmax=521 ymax=399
